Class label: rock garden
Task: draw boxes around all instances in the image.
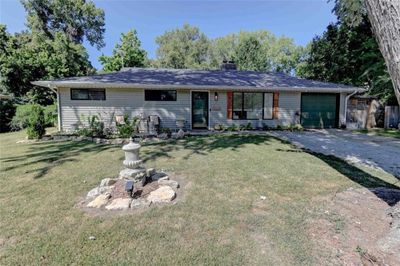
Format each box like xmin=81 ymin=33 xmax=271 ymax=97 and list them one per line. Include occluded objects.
xmin=80 ymin=138 xmax=180 ymax=212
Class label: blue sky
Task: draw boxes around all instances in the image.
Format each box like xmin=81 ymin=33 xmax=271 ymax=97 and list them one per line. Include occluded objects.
xmin=0 ymin=0 xmax=337 ymax=69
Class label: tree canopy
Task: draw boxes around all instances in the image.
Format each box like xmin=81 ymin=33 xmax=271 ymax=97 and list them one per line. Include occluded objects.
xmin=155 ymin=25 xmax=305 ymax=74
xmin=0 ymin=0 xmax=104 ymax=104
xmin=21 ymin=0 xmax=106 ymax=49
xmin=99 ymin=29 xmax=147 ymax=72
xmin=330 ymin=0 xmax=400 ymax=105
xmin=155 ymin=24 xmax=211 ymax=69
xmin=297 ymin=20 xmax=395 ymax=103
xmin=0 ymin=25 xmax=93 ymax=104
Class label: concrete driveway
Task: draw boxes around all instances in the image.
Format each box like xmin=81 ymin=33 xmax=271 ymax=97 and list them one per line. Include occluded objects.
xmin=272 ymin=129 xmax=400 ymax=178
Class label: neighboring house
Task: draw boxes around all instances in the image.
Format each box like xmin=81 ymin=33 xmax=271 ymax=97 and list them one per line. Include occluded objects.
xmin=32 ymin=65 xmax=364 ymax=132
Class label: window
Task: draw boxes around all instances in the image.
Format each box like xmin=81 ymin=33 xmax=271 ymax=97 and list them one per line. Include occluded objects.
xmin=71 ymin=89 xmax=105 ymax=100
xmin=233 ymin=92 xmax=263 ymax=120
xmin=263 ymin=93 xmax=273 ymax=119
xmin=145 ymin=90 xmax=177 ymax=101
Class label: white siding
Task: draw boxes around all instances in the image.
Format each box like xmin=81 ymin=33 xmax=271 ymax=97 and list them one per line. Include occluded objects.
xmin=59 ymin=87 xmax=190 ymax=131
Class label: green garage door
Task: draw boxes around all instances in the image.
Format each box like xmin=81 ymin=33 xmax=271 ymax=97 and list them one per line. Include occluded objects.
xmin=301 ymin=93 xmax=338 ymax=128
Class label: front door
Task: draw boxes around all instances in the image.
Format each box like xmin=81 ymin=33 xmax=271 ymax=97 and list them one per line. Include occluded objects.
xmin=192 ymin=91 xmax=209 ymax=129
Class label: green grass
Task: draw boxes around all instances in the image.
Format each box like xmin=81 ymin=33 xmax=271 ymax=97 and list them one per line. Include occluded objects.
xmin=0 ymin=130 xmax=398 ymax=265
xmin=355 ymin=128 xmax=400 ymax=139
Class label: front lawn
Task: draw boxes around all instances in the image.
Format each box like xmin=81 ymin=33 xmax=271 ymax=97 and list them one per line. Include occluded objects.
xmin=0 ymin=130 xmax=398 ymax=265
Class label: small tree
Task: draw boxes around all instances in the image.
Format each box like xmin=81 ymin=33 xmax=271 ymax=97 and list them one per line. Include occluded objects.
xmin=26 ymin=104 xmax=46 ymax=139
xmin=99 ymin=29 xmax=147 ymax=72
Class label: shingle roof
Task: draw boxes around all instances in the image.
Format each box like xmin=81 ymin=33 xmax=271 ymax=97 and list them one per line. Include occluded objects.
xmin=32 ymin=67 xmax=363 ymax=92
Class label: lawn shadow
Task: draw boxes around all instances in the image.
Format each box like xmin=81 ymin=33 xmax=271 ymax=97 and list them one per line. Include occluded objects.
xmin=276 ymin=147 xmax=400 ymax=206
xmin=1 ymin=140 xmax=117 ymax=179
xmin=141 ymin=134 xmax=275 ymax=162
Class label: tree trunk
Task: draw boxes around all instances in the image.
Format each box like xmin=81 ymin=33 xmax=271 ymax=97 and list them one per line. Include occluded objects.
xmin=364 ymin=0 xmax=400 ymax=106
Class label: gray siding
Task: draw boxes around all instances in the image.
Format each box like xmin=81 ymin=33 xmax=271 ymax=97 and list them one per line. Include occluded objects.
xmin=59 ymin=87 xmax=190 ymax=131
xmin=208 ymin=91 xmax=301 ymax=129
xmin=58 ymin=88 xmax=346 ymax=132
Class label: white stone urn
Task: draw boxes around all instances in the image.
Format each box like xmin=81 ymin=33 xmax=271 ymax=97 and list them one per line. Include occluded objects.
xmin=122 ymin=139 xmax=142 ymax=169
xmin=119 ymin=138 xmax=146 ymax=185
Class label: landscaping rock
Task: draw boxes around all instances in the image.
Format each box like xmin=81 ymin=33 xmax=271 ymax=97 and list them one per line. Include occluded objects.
xmin=147 ymin=186 xmax=176 ymax=203
xmin=87 ymin=193 xmax=111 ymax=208
xmin=158 ymin=133 xmax=169 ymax=139
xmin=130 ymin=198 xmax=151 ymax=209
xmin=86 ymin=186 xmax=114 ymax=199
xmin=105 ymin=198 xmax=132 ymax=210
xmin=146 ymin=168 xmax=156 ymax=178
xmin=151 ymin=172 xmax=169 ymax=181
xmin=119 ymin=168 xmax=146 ymax=181
xmin=99 ymin=178 xmax=117 ymax=187
xmin=158 ymin=179 xmax=179 ymax=189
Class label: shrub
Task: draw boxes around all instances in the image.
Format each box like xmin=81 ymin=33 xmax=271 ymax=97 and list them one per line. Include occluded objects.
xmin=226 ymin=124 xmax=238 ymax=131
xmin=116 ymin=114 xmax=139 ymax=138
xmin=214 ymin=124 xmax=225 ymax=131
xmin=0 ymin=99 xmax=16 ymax=132
xmin=160 ymin=127 xmax=172 ymax=137
xmin=10 ymin=104 xmax=32 ymax=130
xmin=245 ymin=122 xmax=253 ymax=130
xmin=262 ymin=123 xmax=270 ymax=131
xmin=291 ymin=124 xmax=304 ymax=131
xmin=76 ymin=115 xmax=105 ymax=137
xmin=43 ymin=105 xmax=57 ymax=127
xmin=26 ymin=105 xmax=46 ymax=139
xmin=11 ymin=104 xmax=56 ymax=130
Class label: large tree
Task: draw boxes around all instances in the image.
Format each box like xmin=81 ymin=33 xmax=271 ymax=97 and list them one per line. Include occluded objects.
xmin=21 ymin=0 xmax=105 ymax=49
xmin=297 ymin=20 xmax=395 ymax=103
xmin=0 ymin=25 xmax=93 ymax=104
xmin=99 ymin=29 xmax=147 ymax=72
xmin=210 ymin=31 xmax=304 ymax=73
xmin=332 ymin=0 xmax=400 ymax=105
xmin=155 ymin=24 xmax=211 ymax=69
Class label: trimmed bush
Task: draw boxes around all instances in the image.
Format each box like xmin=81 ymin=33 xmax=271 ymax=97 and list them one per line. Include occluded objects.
xmin=43 ymin=105 xmax=57 ymax=127
xmin=26 ymin=105 xmax=46 ymax=139
xmin=11 ymin=104 xmax=57 ymax=130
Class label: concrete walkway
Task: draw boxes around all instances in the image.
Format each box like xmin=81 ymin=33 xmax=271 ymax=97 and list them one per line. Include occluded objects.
xmin=272 ymin=129 xmax=400 ymax=178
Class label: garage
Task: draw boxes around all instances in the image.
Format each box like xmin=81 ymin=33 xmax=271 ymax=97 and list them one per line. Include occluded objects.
xmin=301 ymin=93 xmax=339 ymax=128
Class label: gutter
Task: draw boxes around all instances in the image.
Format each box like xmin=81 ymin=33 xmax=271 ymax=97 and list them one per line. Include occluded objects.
xmin=32 ymin=81 xmax=365 ymax=94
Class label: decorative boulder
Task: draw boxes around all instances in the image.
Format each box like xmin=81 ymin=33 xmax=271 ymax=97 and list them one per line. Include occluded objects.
xmin=147 ymin=186 xmax=176 ymax=203
xmin=130 ymin=198 xmax=151 ymax=209
xmin=158 ymin=179 xmax=179 ymax=189
xmin=151 ymin=172 xmax=169 ymax=181
xmin=86 ymin=186 xmax=114 ymax=200
xmin=87 ymin=193 xmax=111 ymax=208
xmin=146 ymin=168 xmax=156 ymax=178
xmin=100 ymin=178 xmax=118 ymax=187
xmin=105 ymin=198 xmax=132 ymax=210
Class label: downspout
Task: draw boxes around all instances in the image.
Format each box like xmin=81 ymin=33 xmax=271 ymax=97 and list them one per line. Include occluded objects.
xmin=343 ymin=90 xmax=358 ymax=128
xmin=48 ymin=85 xmax=62 ymax=132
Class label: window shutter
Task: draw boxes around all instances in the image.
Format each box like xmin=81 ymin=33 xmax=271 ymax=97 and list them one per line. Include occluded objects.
xmin=227 ymin=91 xmax=233 ymax=119
xmin=273 ymin=92 xmax=279 ymax=119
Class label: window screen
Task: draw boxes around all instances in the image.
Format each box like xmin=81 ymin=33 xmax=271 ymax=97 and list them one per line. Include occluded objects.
xmin=145 ymin=90 xmax=177 ymax=101
xmin=71 ymin=89 xmax=105 ymax=100
xmin=233 ymin=92 xmax=263 ymax=120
